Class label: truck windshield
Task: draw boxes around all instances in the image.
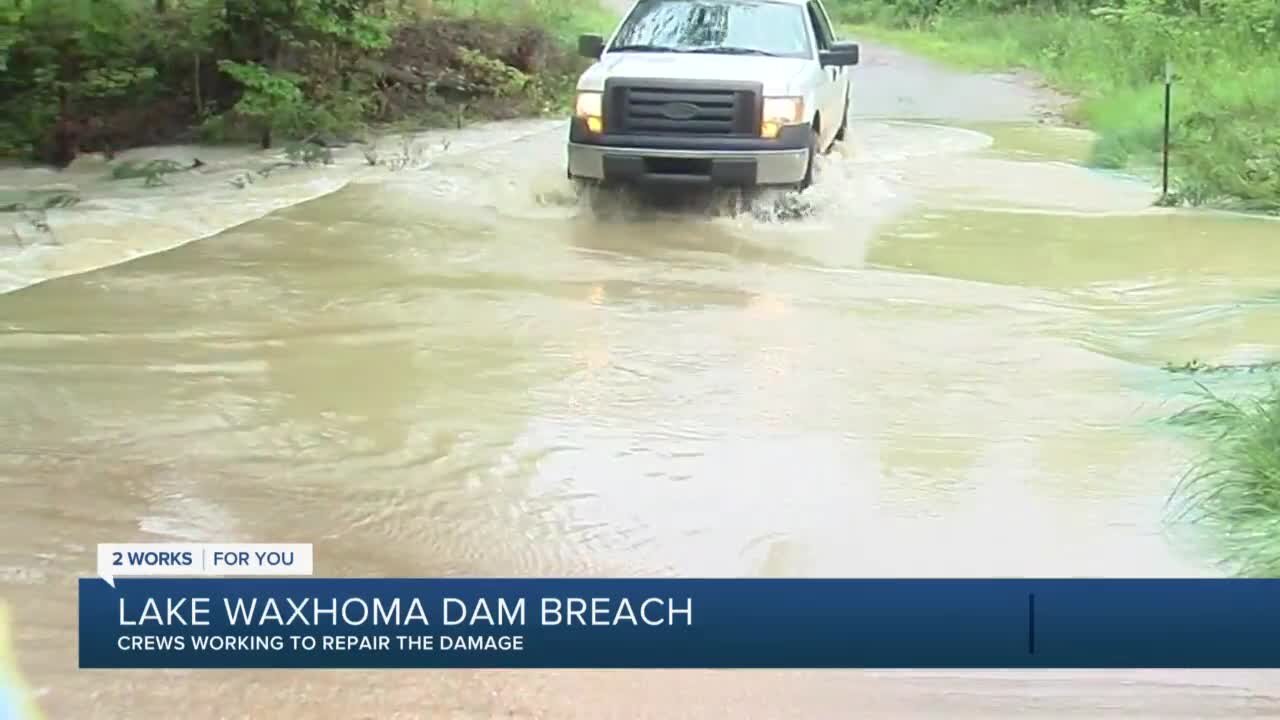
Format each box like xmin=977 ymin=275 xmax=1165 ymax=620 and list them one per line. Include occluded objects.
xmin=609 ymin=0 xmax=813 ymax=59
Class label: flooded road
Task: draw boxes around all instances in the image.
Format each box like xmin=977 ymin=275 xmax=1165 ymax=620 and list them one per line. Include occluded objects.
xmin=4 ymin=38 xmax=1280 ymax=718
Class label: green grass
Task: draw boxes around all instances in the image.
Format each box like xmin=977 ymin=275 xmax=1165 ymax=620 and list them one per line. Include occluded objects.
xmin=843 ymin=23 xmax=1020 ymax=70
xmin=428 ymin=0 xmax=617 ymax=43
xmin=839 ymin=10 xmax=1280 ymax=212
xmin=1168 ymin=383 xmax=1280 ymax=576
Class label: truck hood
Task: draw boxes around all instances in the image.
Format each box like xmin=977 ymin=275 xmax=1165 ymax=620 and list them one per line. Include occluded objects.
xmin=578 ymin=53 xmax=810 ymax=97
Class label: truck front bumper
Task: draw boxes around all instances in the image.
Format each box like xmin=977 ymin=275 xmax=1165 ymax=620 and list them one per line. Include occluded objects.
xmin=566 ymin=120 xmax=812 ymax=188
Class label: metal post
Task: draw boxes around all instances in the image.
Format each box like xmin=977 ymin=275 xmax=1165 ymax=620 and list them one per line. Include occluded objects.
xmin=1162 ymin=61 xmax=1173 ymax=201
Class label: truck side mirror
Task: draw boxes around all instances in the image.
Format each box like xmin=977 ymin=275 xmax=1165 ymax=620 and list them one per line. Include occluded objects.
xmin=820 ymin=41 xmax=859 ymax=67
xmin=578 ymin=34 xmax=605 ymax=60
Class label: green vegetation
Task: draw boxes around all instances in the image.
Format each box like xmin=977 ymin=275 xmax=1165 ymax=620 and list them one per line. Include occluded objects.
xmin=0 ymin=0 xmax=614 ymax=166
xmin=830 ymin=0 xmax=1280 ymax=212
xmin=1168 ymin=382 xmax=1280 ymax=576
xmin=432 ymin=0 xmax=616 ymax=44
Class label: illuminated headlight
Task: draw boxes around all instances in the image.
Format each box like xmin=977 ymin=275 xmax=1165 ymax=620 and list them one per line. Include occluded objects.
xmin=761 ymin=97 xmax=804 ymax=139
xmin=575 ymin=92 xmax=604 ymax=133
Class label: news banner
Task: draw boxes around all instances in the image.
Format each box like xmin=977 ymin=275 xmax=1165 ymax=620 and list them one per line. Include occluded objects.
xmin=79 ymin=543 xmax=1280 ymax=669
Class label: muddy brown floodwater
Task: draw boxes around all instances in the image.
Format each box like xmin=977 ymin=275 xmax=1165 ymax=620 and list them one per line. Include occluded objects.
xmin=4 ymin=34 xmax=1280 ymax=719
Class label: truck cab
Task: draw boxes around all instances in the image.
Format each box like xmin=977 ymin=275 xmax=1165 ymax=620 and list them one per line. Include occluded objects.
xmin=567 ymin=0 xmax=859 ymax=192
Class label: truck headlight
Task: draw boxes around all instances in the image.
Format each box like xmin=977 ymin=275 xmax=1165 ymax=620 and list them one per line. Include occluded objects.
xmin=761 ymin=97 xmax=804 ymax=139
xmin=575 ymin=92 xmax=604 ymax=133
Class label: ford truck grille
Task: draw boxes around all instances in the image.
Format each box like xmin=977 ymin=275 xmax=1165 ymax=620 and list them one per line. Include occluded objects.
xmin=603 ymin=79 xmax=762 ymax=137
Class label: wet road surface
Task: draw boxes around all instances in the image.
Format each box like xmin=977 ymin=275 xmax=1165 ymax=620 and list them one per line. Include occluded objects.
xmin=3 ymin=37 xmax=1280 ymax=719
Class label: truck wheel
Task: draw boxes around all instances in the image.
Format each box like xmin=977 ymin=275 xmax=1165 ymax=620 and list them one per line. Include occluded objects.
xmin=799 ymin=128 xmax=819 ymax=191
xmin=834 ymin=91 xmax=849 ymax=142
xmin=573 ymin=178 xmax=618 ymax=218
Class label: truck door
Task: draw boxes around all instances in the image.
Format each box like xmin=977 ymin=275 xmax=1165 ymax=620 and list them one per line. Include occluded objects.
xmin=806 ymin=0 xmax=842 ymax=149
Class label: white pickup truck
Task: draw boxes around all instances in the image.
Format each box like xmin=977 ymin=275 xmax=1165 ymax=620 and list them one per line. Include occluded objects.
xmin=566 ymin=0 xmax=859 ymax=193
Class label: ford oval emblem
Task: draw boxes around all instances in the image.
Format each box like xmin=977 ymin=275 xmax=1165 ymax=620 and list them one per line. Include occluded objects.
xmin=660 ymin=102 xmax=699 ymax=121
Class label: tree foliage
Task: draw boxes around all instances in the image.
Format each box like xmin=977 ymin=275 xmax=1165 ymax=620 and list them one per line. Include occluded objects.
xmin=0 ymin=0 xmax=600 ymax=163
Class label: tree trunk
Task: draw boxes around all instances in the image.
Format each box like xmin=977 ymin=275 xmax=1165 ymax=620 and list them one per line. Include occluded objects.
xmin=193 ymin=54 xmax=203 ymax=116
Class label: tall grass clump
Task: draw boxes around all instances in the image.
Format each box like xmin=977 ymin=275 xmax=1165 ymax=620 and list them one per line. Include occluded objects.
xmin=1168 ymin=382 xmax=1280 ymax=576
xmin=830 ymin=0 xmax=1280 ymax=212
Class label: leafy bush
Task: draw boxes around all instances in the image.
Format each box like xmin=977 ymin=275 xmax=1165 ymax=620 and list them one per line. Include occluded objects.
xmin=0 ymin=0 xmax=609 ymax=164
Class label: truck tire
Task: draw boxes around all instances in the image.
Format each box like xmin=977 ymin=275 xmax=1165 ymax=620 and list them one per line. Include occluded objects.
xmin=573 ymin=178 xmax=620 ymax=219
xmin=799 ymin=128 xmax=819 ymax=191
xmin=834 ymin=91 xmax=849 ymax=142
